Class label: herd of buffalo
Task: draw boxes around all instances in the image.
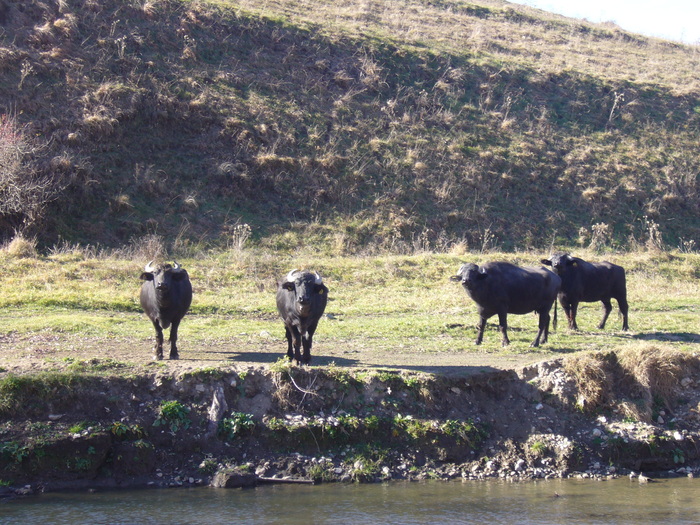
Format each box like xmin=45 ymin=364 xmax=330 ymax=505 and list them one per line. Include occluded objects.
xmin=138 ymin=252 xmax=629 ymax=364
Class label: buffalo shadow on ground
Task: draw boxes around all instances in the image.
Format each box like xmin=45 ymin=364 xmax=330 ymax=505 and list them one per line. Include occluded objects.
xmin=633 ymin=332 xmax=700 ymax=344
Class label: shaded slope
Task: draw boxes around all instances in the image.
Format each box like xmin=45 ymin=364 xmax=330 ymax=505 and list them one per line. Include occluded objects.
xmin=0 ymin=0 xmax=698 ymax=250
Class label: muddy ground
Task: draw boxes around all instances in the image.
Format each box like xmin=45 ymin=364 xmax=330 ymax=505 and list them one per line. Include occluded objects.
xmin=0 ymin=335 xmax=698 ymax=496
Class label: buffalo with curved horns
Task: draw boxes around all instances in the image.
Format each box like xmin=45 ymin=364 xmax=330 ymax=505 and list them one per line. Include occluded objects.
xmin=276 ymin=269 xmax=328 ymax=365
xmin=451 ymin=262 xmax=560 ymax=347
xmin=140 ymin=261 xmax=193 ymax=360
xmin=541 ymin=252 xmax=629 ymax=331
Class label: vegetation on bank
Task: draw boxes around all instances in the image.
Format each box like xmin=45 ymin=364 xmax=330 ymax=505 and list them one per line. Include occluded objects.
xmin=0 ymin=345 xmax=698 ymax=487
xmin=0 ymin=0 xmax=699 ymax=251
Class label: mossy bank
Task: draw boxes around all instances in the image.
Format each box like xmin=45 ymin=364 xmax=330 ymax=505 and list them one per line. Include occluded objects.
xmin=1 ymin=346 xmax=699 ymax=495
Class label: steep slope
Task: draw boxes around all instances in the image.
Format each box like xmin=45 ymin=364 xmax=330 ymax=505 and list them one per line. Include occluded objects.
xmin=0 ymin=0 xmax=698 ymax=252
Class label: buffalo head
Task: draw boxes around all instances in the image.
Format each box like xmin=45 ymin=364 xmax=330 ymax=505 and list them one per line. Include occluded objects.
xmin=541 ymin=252 xmax=576 ymax=275
xmin=282 ymin=269 xmax=325 ymax=316
xmin=140 ymin=260 xmax=188 ymax=294
xmin=450 ymin=263 xmax=487 ymax=290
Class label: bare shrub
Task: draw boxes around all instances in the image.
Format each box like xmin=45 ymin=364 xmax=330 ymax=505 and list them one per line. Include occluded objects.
xmin=0 ymin=113 xmax=64 ymax=235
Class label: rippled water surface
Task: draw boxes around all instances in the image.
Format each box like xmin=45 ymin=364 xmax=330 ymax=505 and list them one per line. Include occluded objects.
xmin=1 ymin=477 xmax=698 ymax=524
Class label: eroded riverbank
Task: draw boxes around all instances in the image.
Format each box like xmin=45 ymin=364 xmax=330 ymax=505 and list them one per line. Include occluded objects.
xmin=1 ymin=345 xmax=698 ymax=496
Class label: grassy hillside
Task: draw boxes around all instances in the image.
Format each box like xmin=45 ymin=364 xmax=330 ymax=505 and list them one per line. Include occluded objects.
xmin=1 ymin=0 xmax=699 ymax=253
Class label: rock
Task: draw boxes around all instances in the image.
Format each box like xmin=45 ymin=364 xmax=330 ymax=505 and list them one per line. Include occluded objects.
xmin=210 ymin=470 xmax=257 ymax=488
xmin=514 ymin=459 xmax=526 ymax=472
xmin=207 ymin=386 xmax=228 ymax=436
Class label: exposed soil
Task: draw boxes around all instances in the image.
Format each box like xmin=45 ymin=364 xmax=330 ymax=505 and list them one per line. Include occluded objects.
xmin=0 ymin=331 xmax=543 ymax=376
xmin=0 ymin=336 xmax=698 ymax=497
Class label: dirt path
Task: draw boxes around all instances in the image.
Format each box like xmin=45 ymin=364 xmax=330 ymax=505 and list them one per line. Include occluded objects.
xmin=0 ymin=332 xmax=546 ymax=377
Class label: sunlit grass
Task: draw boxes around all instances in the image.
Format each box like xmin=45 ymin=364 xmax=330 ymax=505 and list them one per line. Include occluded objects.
xmin=0 ymin=249 xmax=697 ymax=369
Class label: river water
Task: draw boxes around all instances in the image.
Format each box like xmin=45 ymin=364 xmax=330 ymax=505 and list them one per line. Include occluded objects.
xmin=1 ymin=477 xmax=698 ymax=524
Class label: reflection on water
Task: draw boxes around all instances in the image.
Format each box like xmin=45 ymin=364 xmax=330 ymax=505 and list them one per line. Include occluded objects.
xmin=1 ymin=477 xmax=698 ymax=524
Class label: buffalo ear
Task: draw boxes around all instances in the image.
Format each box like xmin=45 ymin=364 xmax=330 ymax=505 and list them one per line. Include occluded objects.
xmin=541 ymin=259 xmax=552 ymax=266
xmin=282 ymin=282 xmax=295 ymax=291
xmin=314 ymin=284 xmax=328 ymax=295
xmin=140 ymin=272 xmax=154 ymax=281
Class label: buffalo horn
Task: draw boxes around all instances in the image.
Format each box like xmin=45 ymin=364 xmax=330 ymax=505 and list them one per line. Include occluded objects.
xmin=314 ymin=272 xmax=323 ymax=285
xmin=285 ymin=269 xmax=299 ymax=282
xmin=144 ymin=260 xmax=156 ymax=273
xmin=172 ymin=261 xmax=181 ymax=270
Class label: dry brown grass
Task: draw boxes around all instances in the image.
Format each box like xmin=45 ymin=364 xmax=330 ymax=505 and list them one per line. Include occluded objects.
xmin=563 ymin=351 xmax=615 ymax=412
xmin=564 ymin=345 xmax=698 ymax=421
xmin=3 ymin=233 xmax=38 ymax=258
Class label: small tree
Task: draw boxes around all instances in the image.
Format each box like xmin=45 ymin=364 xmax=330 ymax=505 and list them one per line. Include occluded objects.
xmin=0 ymin=113 xmax=63 ymax=236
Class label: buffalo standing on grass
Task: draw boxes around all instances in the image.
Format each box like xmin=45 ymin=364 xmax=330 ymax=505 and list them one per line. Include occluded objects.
xmin=276 ymin=269 xmax=328 ymax=365
xmin=140 ymin=261 xmax=193 ymax=360
xmin=541 ymin=252 xmax=629 ymax=331
xmin=451 ymin=262 xmax=560 ymax=347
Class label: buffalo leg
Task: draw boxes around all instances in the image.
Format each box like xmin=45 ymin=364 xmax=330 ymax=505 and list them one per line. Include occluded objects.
xmin=567 ymin=302 xmax=579 ymax=330
xmin=475 ymin=316 xmax=487 ymax=345
xmin=532 ymin=311 xmax=550 ymax=347
xmin=598 ymin=299 xmax=613 ymax=329
xmin=288 ymin=326 xmax=303 ymax=365
xmin=618 ymin=297 xmax=630 ymax=331
xmin=559 ymin=299 xmax=572 ymax=329
xmin=300 ymin=323 xmax=318 ymax=365
xmin=169 ymin=319 xmax=181 ymax=360
xmin=284 ymin=326 xmax=295 ymax=361
xmin=497 ymin=312 xmax=510 ymax=346
xmin=301 ymin=332 xmax=313 ymax=365
xmin=152 ymin=321 xmax=164 ymax=360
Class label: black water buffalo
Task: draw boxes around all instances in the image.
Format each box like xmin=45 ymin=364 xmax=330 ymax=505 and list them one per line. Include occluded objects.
xmin=541 ymin=252 xmax=629 ymax=331
xmin=276 ymin=269 xmax=328 ymax=365
xmin=140 ymin=261 xmax=193 ymax=360
xmin=451 ymin=262 xmax=560 ymax=347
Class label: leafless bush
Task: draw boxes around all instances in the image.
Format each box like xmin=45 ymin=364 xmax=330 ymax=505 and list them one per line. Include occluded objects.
xmin=0 ymin=113 xmax=64 ymax=235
